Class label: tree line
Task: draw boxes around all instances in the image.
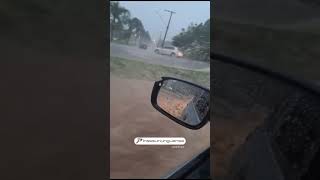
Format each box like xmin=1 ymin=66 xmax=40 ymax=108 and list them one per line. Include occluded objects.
xmin=110 ymin=1 xmax=210 ymax=62
xmin=172 ymin=19 xmax=210 ymax=62
xmin=110 ymin=1 xmax=151 ymax=45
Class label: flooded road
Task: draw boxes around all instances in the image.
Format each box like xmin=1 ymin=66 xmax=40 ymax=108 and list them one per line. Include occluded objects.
xmin=110 ymin=76 xmax=210 ymax=178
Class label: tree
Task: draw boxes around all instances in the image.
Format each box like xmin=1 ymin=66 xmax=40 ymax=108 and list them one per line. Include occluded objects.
xmin=126 ymin=17 xmax=145 ymax=45
xmin=172 ymin=19 xmax=210 ymax=62
xmin=110 ymin=1 xmax=130 ymax=41
xmin=110 ymin=2 xmax=151 ymax=46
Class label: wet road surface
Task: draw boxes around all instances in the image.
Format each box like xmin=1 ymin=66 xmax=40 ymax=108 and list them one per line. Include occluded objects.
xmin=110 ymin=43 xmax=210 ymax=72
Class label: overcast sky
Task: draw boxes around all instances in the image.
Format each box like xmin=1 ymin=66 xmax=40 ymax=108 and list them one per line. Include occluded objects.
xmin=118 ymin=1 xmax=210 ymax=41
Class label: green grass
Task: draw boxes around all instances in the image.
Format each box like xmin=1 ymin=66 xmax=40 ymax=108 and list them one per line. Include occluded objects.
xmin=110 ymin=56 xmax=210 ymax=87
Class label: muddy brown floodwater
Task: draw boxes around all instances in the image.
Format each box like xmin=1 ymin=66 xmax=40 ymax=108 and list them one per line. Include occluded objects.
xmin=110 ymin=76 xmax=210 ymax=179
xmin=157 ymin=89 xmax=193 ymax=119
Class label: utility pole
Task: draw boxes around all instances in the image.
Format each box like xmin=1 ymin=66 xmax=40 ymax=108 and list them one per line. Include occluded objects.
xmin=162 ymin=9 xmax=176 ymax=48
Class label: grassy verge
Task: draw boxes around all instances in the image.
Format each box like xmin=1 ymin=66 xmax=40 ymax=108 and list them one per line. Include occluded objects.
xmin=110 ymin=56 xmax=210 ymax=87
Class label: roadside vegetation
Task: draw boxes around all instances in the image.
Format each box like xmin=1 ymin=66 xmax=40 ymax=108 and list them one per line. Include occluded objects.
xmin=110 ymin=1 xmax=210 ymax=62
xmin=110 ymin=56 xmax=210 ymax=87
xmin=110 ymin=1 xmax=151 ymax=45
xmin=172 ymin=19 xmax=210 ymax=62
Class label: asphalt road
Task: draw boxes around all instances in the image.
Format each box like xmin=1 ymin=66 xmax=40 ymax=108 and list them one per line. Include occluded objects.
xmin=110 ymin=43 xmax=210 ymax=72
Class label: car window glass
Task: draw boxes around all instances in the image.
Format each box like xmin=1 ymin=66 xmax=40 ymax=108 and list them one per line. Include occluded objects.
xmin=214 ymin=0 xmax=320 ymax=84
xmin=110 ymin=1 xmax=210 ymax=178
xmin=212 ymin=58 xmax=320 ymax=179
xmin=213 ymin=2 xmax=320 ymax=178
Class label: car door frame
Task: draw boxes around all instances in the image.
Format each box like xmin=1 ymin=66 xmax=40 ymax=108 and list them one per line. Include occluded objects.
xmin=163 ymin=147 xmax=210 ymax=179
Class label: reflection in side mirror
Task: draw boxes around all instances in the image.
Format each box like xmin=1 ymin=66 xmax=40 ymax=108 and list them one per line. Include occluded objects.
xmin=151 ymin=77 xmax=210 ymax=130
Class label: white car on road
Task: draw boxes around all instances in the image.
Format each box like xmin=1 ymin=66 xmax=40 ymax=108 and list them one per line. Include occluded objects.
xmin=154 ymin=46 xmax=183 ymax=58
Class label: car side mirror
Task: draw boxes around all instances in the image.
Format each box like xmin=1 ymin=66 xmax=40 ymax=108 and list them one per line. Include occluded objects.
xmin=151 ymin=77 xmax=210 ymax=130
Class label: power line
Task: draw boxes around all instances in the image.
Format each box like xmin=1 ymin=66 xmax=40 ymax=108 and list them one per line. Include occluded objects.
xmin=154 ymin=10 xmax=166 ymax=26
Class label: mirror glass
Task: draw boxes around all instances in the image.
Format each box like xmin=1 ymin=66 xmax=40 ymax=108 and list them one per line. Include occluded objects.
xmin=157 ymin=79 xmax=209 ymax=126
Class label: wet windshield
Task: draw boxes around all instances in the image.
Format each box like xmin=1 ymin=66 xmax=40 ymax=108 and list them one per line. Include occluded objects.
xmin=110 ymin=1 xmax=210 ymax=178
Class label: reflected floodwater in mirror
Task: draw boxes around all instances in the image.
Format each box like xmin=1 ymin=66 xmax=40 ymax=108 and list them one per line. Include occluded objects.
xmin=157 ymin=79 xmax=209 ymax=126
